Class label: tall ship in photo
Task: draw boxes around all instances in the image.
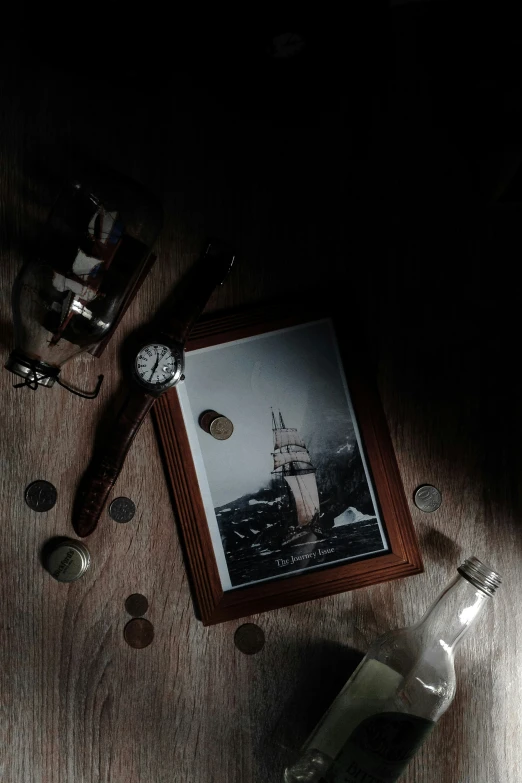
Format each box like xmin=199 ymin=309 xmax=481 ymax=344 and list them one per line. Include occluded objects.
xmin=271 ymin=409 xmax=322 ymax=544
xmin=211 ymin=404 xmax=388 ymax=587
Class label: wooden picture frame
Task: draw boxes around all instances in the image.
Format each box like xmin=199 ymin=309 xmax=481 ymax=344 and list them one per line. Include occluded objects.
xmin=153 ymin=301 xmax=423 ymax=625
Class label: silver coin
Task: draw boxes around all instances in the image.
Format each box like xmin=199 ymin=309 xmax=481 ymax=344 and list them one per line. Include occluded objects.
xmin=414 ymin=484 xmax=442 ymax=513
xmin=209 ymin=416 xmax=234 ymax=440
xmin=25 ymin=480 xmax=57 ymax=512
xmin=109 ymin=496 xmax=136 ymax=523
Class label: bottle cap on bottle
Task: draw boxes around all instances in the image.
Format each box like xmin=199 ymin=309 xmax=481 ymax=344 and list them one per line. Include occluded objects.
xmin=458 ymin=556 xmax=501 ymax=596
xmin=44 ymin=539 xmax=91 ymax=582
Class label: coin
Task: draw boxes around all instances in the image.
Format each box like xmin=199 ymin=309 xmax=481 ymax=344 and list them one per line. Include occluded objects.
xmin=25 ymin=480 xmax=57 ymax=512
xmin=124 ymin=618 xmax=154 ymax=649
xmin=199 ymin=410 xmax=234 ymax=440
xmin=199 ymin=410 xmax=219 ymax=432
xmin=125 ymin=593 xmax=149 ymax=617
xmin=234 ymin=623 xmax=265 ymax=655
xmin=209 ymin=416 xmax=234 ymax=440
xmin=44 ymin=538 xmax=91 ymax=582
xmin=414 ymin=484 xmax=442 ymax=513
xmin=109 ymin=496 xmax=136 ymax=523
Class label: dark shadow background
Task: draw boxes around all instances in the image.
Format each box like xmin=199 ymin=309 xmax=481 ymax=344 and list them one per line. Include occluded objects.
xmin=253 ymin=640 xmax=364 ymax=778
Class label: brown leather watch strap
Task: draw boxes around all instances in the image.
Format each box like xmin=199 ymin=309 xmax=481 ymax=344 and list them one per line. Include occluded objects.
xmin=73 ymin=387 xmax=155 ymax=537
xmin=72 ymin=239 xmax=235 ymax=537
xmin=161 ymin=239 xmax=235 ymax=344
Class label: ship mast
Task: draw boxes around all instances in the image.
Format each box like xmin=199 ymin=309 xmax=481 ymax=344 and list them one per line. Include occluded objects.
xmin=271 ymin=409 xmax=320 ymax=527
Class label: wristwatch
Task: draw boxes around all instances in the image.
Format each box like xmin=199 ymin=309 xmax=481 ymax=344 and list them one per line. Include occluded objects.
xmin=72 ymin=240 xmax=235 ymax=537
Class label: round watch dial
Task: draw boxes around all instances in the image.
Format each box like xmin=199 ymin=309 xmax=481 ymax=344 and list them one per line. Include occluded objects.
xmin=135 ymin=344 xmax=178 ymax=386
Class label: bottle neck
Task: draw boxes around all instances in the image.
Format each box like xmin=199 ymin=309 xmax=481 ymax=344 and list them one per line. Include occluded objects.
xmin=413 ymin=573 xmax=491 ymax=655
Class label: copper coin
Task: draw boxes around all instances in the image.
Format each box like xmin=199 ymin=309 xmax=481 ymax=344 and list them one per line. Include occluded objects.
xmin=199 ymin=410 xmax=220 ymax=432
xmin=234 ymin=623 xmax=265 ymax=655
xmin=124 ymin=618 xmax=154 ymax=649
xmin=209 ymin=416 xmax=234 ymax=440
xmin=25 ymin=480 xmax=57 ymax=512
xmin=109 ymin=496 xmax=136 ymax=523
xmin=125 ymin=593 xmax=149 ymax=617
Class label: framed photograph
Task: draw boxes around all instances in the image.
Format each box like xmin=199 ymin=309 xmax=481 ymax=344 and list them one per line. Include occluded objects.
xmin=154 ymin=302 xmax=423 ymax=625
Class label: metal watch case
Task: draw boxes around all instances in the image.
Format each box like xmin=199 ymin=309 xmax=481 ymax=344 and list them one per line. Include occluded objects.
xmin=132 ymin=339 xmax=185 ymax=396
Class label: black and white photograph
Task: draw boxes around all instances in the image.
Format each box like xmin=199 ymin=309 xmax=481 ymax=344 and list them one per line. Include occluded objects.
xmin=178 ymin=319 xmax=389 ymax=591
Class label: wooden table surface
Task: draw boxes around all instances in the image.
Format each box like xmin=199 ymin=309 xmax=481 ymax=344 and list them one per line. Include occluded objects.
xmin=2 ymin=10 xmax=522 ymax=782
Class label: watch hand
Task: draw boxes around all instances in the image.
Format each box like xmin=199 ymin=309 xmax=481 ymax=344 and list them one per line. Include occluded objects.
xmin=149 ymin=349 xmax=160 ymax=381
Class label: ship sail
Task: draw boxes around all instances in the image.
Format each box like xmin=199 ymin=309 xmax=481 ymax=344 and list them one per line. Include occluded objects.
xmin=284 ymin=474 xmax=321 ymax=527
xmin=274 ymin=428 xmax=306 ymax=450
xmin=273 ymin=451 xmax=311 ymax=469
xmin=272 ymin=409 xmax=320 ymax=527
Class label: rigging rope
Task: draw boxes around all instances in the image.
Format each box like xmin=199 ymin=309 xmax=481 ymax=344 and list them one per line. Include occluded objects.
xmin=13 ymin=359 xmax=104 ymax=399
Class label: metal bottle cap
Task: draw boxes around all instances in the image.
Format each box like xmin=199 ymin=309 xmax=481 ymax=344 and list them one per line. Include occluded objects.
xmin=44 ymin=539 xmax=91 ymax=582
xmin=5 ymin=351 xmax=58 ymax=387
xmin=458 ymin=556 xmax=501 ymax=597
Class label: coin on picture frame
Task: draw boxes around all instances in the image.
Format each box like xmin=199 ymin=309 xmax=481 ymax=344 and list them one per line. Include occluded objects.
xmin=209 ymin=415 xmax=234 ymax=440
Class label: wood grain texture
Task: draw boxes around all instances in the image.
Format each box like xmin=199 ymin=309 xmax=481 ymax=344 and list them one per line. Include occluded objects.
xmin=2 ymin=12 xmax=522 ymax=783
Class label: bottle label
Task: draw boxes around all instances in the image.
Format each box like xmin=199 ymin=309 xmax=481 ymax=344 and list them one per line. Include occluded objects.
xmin=330 ymin=712 xmax=435 ymax=782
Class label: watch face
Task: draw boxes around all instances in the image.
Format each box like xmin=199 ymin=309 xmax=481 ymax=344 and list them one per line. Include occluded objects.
xmin=135 ymin=344 xmax=178 ymax=387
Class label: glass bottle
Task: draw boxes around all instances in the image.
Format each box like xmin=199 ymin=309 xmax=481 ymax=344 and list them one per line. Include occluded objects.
xmin=5 ymin=160 xmax=162 ymax=389
xmin=284 ymin=557 xmax=501 ymax=783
